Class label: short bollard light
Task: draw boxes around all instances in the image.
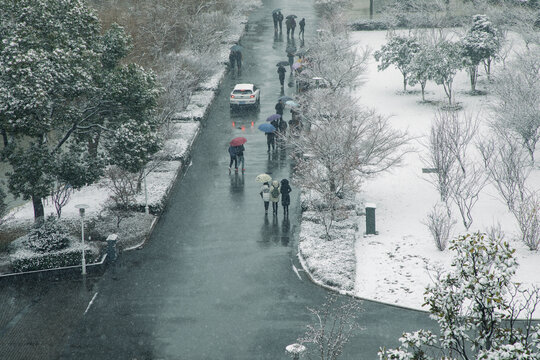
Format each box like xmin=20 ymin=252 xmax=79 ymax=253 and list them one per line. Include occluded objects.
xmin=75 ymin=204 xmax=89 ymax=275
xmin=285 ymin=343 xmax=306 ymax=360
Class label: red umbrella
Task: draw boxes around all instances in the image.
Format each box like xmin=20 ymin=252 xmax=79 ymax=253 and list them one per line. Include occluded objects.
xmin=230 ymin=137 xmax=247 ymax=146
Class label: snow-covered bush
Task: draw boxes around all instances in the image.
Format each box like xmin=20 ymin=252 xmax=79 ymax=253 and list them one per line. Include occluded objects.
xmin=423 ymin=203 xmax=455 ymax=251
xmin=379 ymin=232 xmax=540 ymax=360
xmin=10 ymin=245 xmax=99 ymax=273
xmin=23 ymin=216 xmax=71 ymax=254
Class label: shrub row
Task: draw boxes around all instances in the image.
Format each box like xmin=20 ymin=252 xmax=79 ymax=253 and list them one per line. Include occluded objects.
xmin=10 ymin=247 xmax=99 ymax=273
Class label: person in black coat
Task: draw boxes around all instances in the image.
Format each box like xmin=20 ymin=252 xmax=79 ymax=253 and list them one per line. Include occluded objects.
xmin=299 ymin=18 xmax=305 ymax=38
xmin=275 ymin=100 xmax=284 ymax=116
xmin=277 ymin=65 xmax=286 ymax=87
xmin=272 ymin=11 xmax=278 ymax=31
xmin=290 ymin=17 xmax=296 ymax=37
xmin=277 ymin=12 xmax=284 ymax=32
xmin=235 ymin=144 xmax=245 ymax=171
xmin=266 ymin=131 xmax=275 ymax=152
xmin=280 ymin=179 xmax=292 ymax=217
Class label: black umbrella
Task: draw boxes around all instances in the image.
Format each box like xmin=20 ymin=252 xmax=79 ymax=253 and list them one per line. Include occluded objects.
xmin=286 ymin=15 xmax=297 ymax=19
xmin=272 ymin=8 xmax=281 ymax=14
xmin=295 ymin=48 xmax=309 ymax=56
xmin=276 ymin=61 xmax=289 ymax=67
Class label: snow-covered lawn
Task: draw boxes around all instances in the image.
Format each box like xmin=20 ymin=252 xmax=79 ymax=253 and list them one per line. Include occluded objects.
xmin=298 ymin=29 xmax=540 ymax=318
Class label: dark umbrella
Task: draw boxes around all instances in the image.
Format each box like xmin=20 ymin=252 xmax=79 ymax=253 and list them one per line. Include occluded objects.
xmin=230 ymin=44 xmax=243 ymax=52
xmin=266 ymin=114 xmax=282 ymax=122
xmin=230 ymin=137 xmax=247 ymax=146
xmin=286 ymin=46 xmax=297 ymax=55
xmin=276 ymin=61 xmax=290 ymax=67
xmin=258 ymin=123 xmax=276 ymax=133
xmin=286 ymin=15 xmax=297 ymax=19
xmin=272 ymin=8 xmax=281 ymax=14
xmin=278 ymin=96 xmax=293 ymax=102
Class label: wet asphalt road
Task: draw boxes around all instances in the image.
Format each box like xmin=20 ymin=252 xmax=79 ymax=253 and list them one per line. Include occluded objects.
xmin=0 ymin=1 xmax=438 ymax=359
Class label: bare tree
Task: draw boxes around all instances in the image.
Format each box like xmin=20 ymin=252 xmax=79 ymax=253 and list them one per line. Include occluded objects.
xmin=297 ymin=15 xmax=370 ymax=92
xmin=490 ymin=47 xmax=540 ymax=162
xmin=448 ymin=161 xmax=487 ymax=230
xmin=423 ymin=202 xmax=455 ymax=251
xmin=298 ymin=294 xmax=362 ymax=360
xmin=423 ymin=110 xmax=485 ymax=229
xmin=290 ymin=90 xmax=410 ymax=238
xmin=102 ymin=166 xmax=138 ymax=227
xmin=478 ymin=131 xmax=532 ymax=213
xmin=50 ymin=182 xmax=73 ymax=218
xmin=478 ymin=131 xmax=539 ymax=250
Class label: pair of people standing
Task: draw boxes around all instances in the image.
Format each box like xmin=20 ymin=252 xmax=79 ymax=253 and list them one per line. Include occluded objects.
xmin=272 ymin=11 xmax=284 ymax=32
xmin=259 ymin=179 xmax=292 ymax=216
xmin=228 ymin=144 xmax=245 ymax=173
xmin=285 ymin=16 xmax=296 ymax=37
xmin=228 ymin=50 xmax=242 ymax=72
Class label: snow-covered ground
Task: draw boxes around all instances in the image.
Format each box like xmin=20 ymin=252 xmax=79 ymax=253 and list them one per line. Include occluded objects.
xmin=345 ymin=30 xmax=539 ymax=316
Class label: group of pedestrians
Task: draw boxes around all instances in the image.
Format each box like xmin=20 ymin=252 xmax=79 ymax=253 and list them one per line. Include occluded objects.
xmin=228 ymin=144 xmax=245 ymax=173
xmin=260 ymin=178 xmax=292 ymax=217
xmin=272 ymin=10 xmax=305 ymax=39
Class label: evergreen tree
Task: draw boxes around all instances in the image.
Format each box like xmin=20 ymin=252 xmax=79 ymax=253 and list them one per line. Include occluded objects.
xmin=0 ymin=0 xmax=161 ymax=220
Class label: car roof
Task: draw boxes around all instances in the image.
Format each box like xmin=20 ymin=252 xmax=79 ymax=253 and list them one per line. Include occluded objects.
xmin=233 ymin=83 xmax=254 ymax=90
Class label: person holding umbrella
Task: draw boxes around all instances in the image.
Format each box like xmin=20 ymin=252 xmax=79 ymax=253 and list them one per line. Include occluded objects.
xmin=269 ymin=180 xmax=281 ymax=216
xmin=275 ymin=100 xmax=284 ymax=117
xmin=280 ymin=179 xmax=292 ymax=217
xmin=228 ymin=144 xmax=238 ymax=173
xmin=299 ymin=18 xmax=305 ymax=38
xmin=230 ymin=137 xmax=247 ymax=172
xmin=285 ymin=17 xmax=291 ymax=37
xmin=290 ymin=17 xmax=297 ymax=37
xmin=228 ymin=50 xmax=236 ymax=71
xmin=277 ymin=64 xmax=286 ymax=87
xmin=272 ymin=10 xmax=279 ymax=31
xmin=258 ymin=123 xmax=277 ymax=152
xmin=277 ymin=11 xmax=284 ymax=32
xmin=257 ymin=174 xmax=272 ymax=215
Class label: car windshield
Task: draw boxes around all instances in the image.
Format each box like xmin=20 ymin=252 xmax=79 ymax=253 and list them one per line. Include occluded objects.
xmin=233 ymin=89 xmax=252 ymax=95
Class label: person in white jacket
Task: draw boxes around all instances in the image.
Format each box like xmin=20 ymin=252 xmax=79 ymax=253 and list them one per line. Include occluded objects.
xmin=259 ymin=182 xmax=271 ymax=215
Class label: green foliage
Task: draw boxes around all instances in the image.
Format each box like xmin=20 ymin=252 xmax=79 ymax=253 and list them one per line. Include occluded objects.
xmin=23 ymin=215 xmax=71 ymax=253
xmin=374 ymin=35 xmax=420 ymax=90
xmin=0 ymin=0 xmax=160 ymax=219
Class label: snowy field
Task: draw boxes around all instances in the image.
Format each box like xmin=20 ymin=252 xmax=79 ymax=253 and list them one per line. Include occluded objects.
xmin=345 ymin=30 xmax=540 ymax=316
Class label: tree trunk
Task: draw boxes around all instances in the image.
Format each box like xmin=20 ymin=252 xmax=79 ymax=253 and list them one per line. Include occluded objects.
xmin=1 ymin=129 xmax=7 ymax=148
xmin=421 ymin=82 xmax=426 ymax=101
xmin=88 ymin=131 xmax=101 ymax=159
xmin=32 ymin=195 xmax=45 ymax=222
xmin=403 ymin=75 xmax=407 ymax=92
xmin=469 ymin=66 xmax=477 ymax=92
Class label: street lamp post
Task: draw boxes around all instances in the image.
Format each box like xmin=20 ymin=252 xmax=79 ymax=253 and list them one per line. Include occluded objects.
xmin=75 ymin=204 xmax=89 ymax=275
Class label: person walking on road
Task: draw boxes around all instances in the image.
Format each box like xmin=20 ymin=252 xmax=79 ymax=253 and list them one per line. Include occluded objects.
xmin=228 ymin=50 xmax=236 ymax=71
xmin=266 ymin=130 xmax=276 ymax=152
xmin=270 ymin=180 xmax=281 ymax=216
xmin=290 ymin=17 xmax=297 ymax=37
xmin=260 ymin=182 xmax=271 ymax=215
xmin=235 ymin=50 xmax=243 ymax=72
xmin=235 ymin=144 xmax=245 ymax=172
xmin=277 ymin=65 xmax=286 ymax=87
xmin=277 ymin=11 xmax=284 ymax=33
xmin=275 ymin=100 xmax=284 ymax=117
xmin=280 ymin=179 xmax=292 ymax=217
xmin=299 ymin=18 xmax=305 ymax=38
xmin=287 ymin=50 xmax=295 ymax=72
xmin=285 ymin=17 xmax=291 ymax=37
xmin=272 ymin=11 xmax=279 ymax=32
xmin=228 ymin=145 xmax=238 ymax=173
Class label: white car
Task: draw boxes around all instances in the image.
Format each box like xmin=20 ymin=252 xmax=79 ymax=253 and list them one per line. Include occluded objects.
xmin=230 ymin=83 xmax=260 ymax=110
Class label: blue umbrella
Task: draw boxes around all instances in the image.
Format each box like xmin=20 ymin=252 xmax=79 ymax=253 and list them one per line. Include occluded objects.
xmin=278 ymin=96 xmax=293 ymax=102
xmin=266 ymin=114 xmax=282 ymax=122
xmin=258 ymin=123 xmax=276 ymax=133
